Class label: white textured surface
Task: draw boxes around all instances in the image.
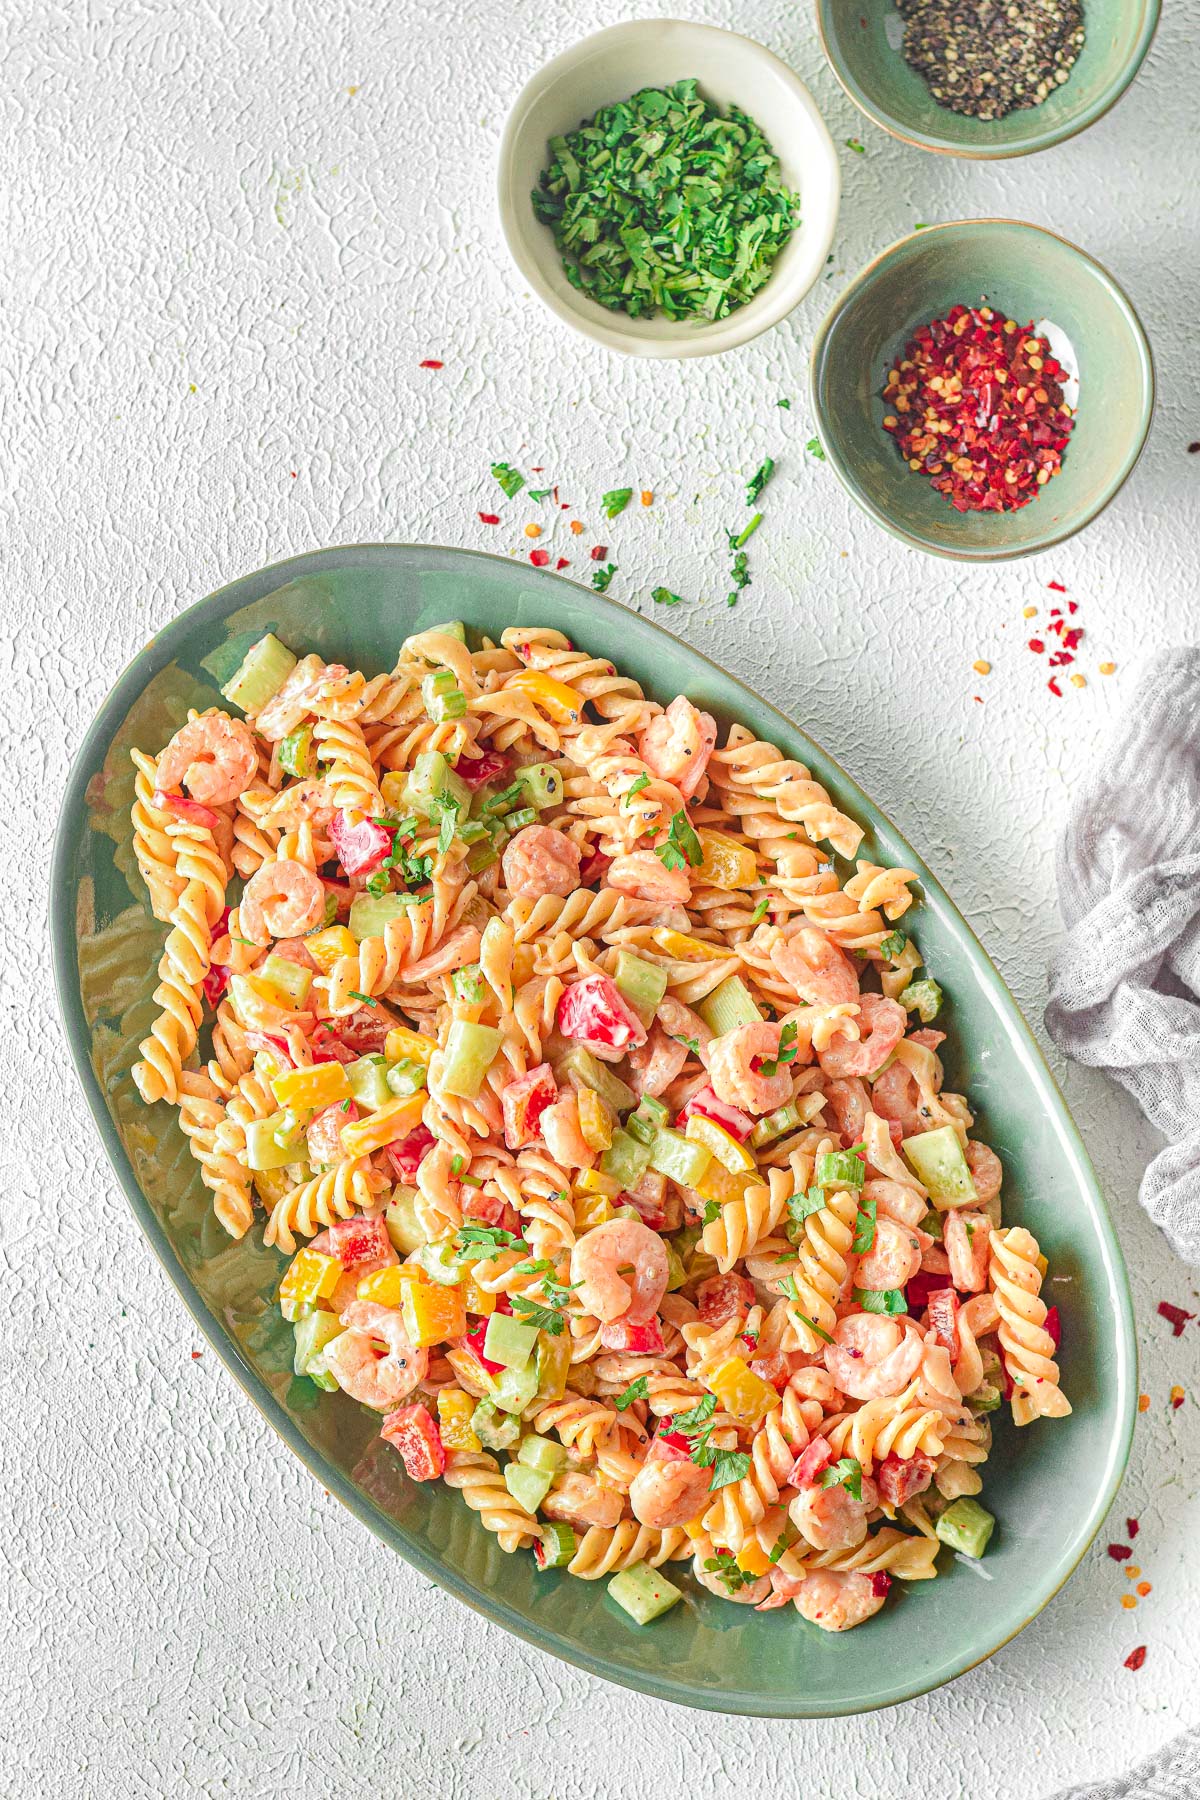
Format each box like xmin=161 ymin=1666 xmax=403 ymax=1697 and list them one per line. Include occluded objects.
xmin=3 ymin=1 xmax=1199 ymax=1794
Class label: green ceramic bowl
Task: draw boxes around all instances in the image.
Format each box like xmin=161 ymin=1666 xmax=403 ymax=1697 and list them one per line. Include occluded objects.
xmin=810 ymin=220 xmax=1154 ymax=562
xmin=816 ymin=0 xmax=1159 ymax=158
xmin=52 ymin=545 xmax=1136 ymax=1716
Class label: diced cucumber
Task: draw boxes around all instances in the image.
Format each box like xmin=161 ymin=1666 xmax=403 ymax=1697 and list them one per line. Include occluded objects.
xmin=626 ymin=1094 xmax=670 ymax=1146
xmin=246 ymin=1114 xmax=302 ymax=1171
xmin=452 ymin=962 xmax=485 ymax=1005
xmin=441 ymin=1020 xmax=503 ymax=1099
xmin=413 ymin=1238 xmax=465 ymax=1287
xmin=750 ymin=1101 xmax=802 ymax=1149
xmin=504 ymin=1462 xmax=554 ymax=1513
xmin=517 ymin=1434 xmax=568 ymax=1475
xmin=601 ymin=1127 xmax=653 ymax=1190
xmin=902 ymin=1126 xmax=978 ymax=1210
xmin=487 ymin=1361 xmax=540 ymax=1415
xmin=613 ymin=951 xmax=669 ymax=1026
xmin=258 ymin=953 xmax=313 ymax=1007
xmin=607 ymin=1562 xmax=683 ymax=1625
xmin=557 ymin=1046 xmax=637 ymax=1115
xmin=471 ymin=1399 xmax=521 ymax=1451
xmin=516 ymin=761 xmax=564 ymax=809
xmin=386 ymin=1058 xmax=428 ymax=1098
xmin=424 ymin=619 xmax=466 ymax=643
xmin=349 ymin=891 xmax=414 ymax=943
xmin=293 ymin=1310 xmax=344 ymax=1378
xmin=697 ymin=975 xmax=762 ymax=1036
xmin=272 ymin=1108 xmax=311 ymax=1154
xmin=648 ymin=1127 xmax=712 ymax=1189
xmin=421 ymin=669 xmax=467 ymax=723
xmin=278 ymin=724 xmax=315 ymax=779
xmin=385 ymin=1187 xmax=424 ymax=1255
xmin=534 ymin=1334 xmax=571 ymax=1404
xmin=935 ymin=1497 xmax=995 ymax=1559
xmin=220 ymin=633 xmax=297 ymax=714
xmin=347 ymin=1054 xmax=392 ymax=1110
xmin=664 ymin=1242 xmax=686 ymax=1291
xmin=404 ymin=750 xmax=471 ymax=818
xmin=534 ymin=1522 xmax=577 ymax=1569
xmin=483 ymin=1312 xmax=540 ymax=1371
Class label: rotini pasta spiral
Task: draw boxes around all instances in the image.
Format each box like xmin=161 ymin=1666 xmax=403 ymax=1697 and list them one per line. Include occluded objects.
xmin=989 ymin=1228 xmax=1072 ymax=1424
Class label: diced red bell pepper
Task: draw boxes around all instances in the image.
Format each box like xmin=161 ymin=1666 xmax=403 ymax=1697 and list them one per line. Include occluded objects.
xmin=153 ymin=788 xmax=222 ymax=832
xmin=306 ymin=1100 xmax=359 ymax=1165
xmin=381 ymin=1403 xmax=446 ymax=1481
xmin=789 ymin=1436 xmax=833 ymax=1488
xmin=320 ymin=1214 xmax=393 ymax=1270
xmin=925 ymin=1287 xmax=960 ymax=1360
xmin=501 ymin=1063 xmax=558 ymax=1150
xmin=462 ymin=1189 xmax=522 ymax=1238
xmin=677 ymin=1086 xmax=755 ymax=1143
xmin=696 ymin=1273 xmax=755 ymax=1327
xmin=750 ymin=1352 xmax=791 ymax=1392
xmin=309 ymin=1023 xmax=357 ymax=1065
xmin=1045 ymin=1304 xmax=1061 ymax=1349
xmin=202 ymin=964 xmax=231 ymax=1007
xmin=383 ymin=1124 xmax=436 ymax=1183
xmin=623 ymin=1189 xmax=668 ymax=1232
xmin=578 ymin=851 xmax=610 ymax=888
xmin=556 ymin=974 xmax=647 ymax=1053
xmin=455 ymin=749 xmax=513 ymax=789
xmin=458 ymin=1322 xmax=505 ymax=1378
xmin=875 ymin=1451 xmax=935 ymax=1507
xmin=330 ymin=808 xmax=392 ymax=876
xmin=869 ymin=1571 xmax=893 ymax=1598
xmin=599 ymin=1315 xmax=666 ymax=1355
xmin=243 ymin=1030 xmax=294 ymax=1064
xmin=327 ymin=1007 xmax=395 ymax=1055
xmin=904 ymin=1269 xmax=945 ymax=1316
xmin=654 ymin=1429 xmax=692 ymax=1460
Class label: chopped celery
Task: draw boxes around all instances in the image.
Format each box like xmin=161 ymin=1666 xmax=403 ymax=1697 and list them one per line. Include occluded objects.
xmin=421 ymin=669 xmax=467 ymax=723
xmin=347 ymin=1055 xmax=392 ymax=1110
xmin=601 ymin=1127 xmax=653 ymax=1190
xmin=386 ymin=1058 xmax=428 ymax=1098
xmin=920 ymin=1208 xmax=945 ymax=1242
xmin=664 ymin=1241 xmax=686 ymax=1291
xmin=534 ymin=1522 xmax=577 ymax=1569
xmin=413 ymin=1238 xmax=465 ymax=1287
xmin=648 ymin=1127 xmax=712 ymax=1188
xmin=483 ymin=1312 xmax=540 ymax=1370
xmin=441 ymin=1020 xmax=503 ymax=1099
xmin=458 ymin=819 xmax=490 ymax=845
xmin=968 ymin=1382 xmax=1002 ymax=1415
xmin=466 ymin=840 xmax=498 ymax=875
xmin=557 ymin=1045 xmax=637 ymax=1115
xmin=516 ymin=762 xmax=564 ymax=809
xmin=471 ymin=1399 xmax=521 ymax=1451
xmin=626 ymin=1094 xmax=670 ymax=1146
xmin=221 ymin=633 xmax=297 ymax=714
xmin=697 ymin=975 xmax=762 ymax=1036
xmin=349 ymin=891 xmax=416 ymax=943
xmin=453 ymin=962 xmax=485 ymax=1004
xmin=935 ymin=1497 xmax=995 ymax=1559
xmin=293 ymin=1310 xmax=343 ymax=1378
xmin=815 ymin=1150 xmax=866 ymax=1191
xmin=504 ymin=806 xmax=537 ymax=832
xmin=272 ymin=1108 xmax=311 ymax=1153
xmin=750 ymin=1101 xmax=802 ymax=1149
xmin=305 ymin=1351 xmax=340 ymax=1393
xmin=488 ymin=1361 xmax=540 ymax=1414
xmin=504 ymin=1462 xmax=554 ymax=1513
xmin=404 ymin=750 xmax=471 ymax=818
xmin=278 ymin=724 xmax=315 ymax=779
xmin=899 ymin=978 xmax=943 ymax=1023
xmin=483 ymin=781 xmax=524 ymax=815
xmin=613 ymin=951 xmax=669 ymax=1026
xmin=245 ymin=1114 xmax=302 ymax=1171
xmin=607 ymin=1563 xmax=682 ymax=1625
xmin=258 ymin=953 xmax=312 ymax=1007
xmin=902 ymin=1126 xmax=977 ymax=1210
xmin=517 ymin=1434 xmax=568 ymax=1475
xmin=385 ymin=1188 xmax=425 ymax=1255
xmin=424 ymin=619 xmax=466 ymax=643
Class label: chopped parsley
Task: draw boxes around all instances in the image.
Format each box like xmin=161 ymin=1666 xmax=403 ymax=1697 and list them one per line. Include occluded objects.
xmin=777 ymin=397 xmax=791 ymax=409
xmin=758 ymin=1020 xmax=798 ymax=1077
xmin=654 ymin=809 xmax=703 ymax=873
xmin=491 ymin=461 xmax=524 ymax=497
xmin=726 ymin=548 xmax=751 ymax=608
xmin=788 ymin=1186 xmax=826 ymax=1229
xmin=591 ymin=562 xmax=618 ymax=593
xmin=768 ymin=1524 xmax=798 ymax=1563
xmin=672 ymin=1034 xmax=701 ymax=1056
xmin=430 ymin=791 xmax=461 ymax=857
xmin=623 ymin=772 xmax=650 ymax=807
xmin=347 ymin=991 xmax=378 ymax=1007
xmin=672 ymin=1395 xmax=716 ymax=1432
xmin=510 ymin=1293 xmax=566 ymax=1336
xmin=851 ymin=1196 xmax=878 ymax=1256
xmin=527 ymin=486 xmax=553 ymax=502
xmin=614 ymin=1376 xmax=650 ymax=1412
xmin=846 ymin=137 xmax=865 ymax=154
xmin=703 ymin=1553 xmax=757 ymax=1594
xmin=749 ymin=895 xmax=770 ymax=929
xmin=455 ymin=1223 xmax=529 ymax=1258
xmin=601 ymin=487 xmax=633 ymax=518
xmin=651 ymin=586 xmax=684 ymax=607
xmin=365 ymin=869 xmax=390 ymax=897
xmin=702 ymin=1200 xmax=721 ymax=1227
xmin=746 ymin=458 xmax=775 ymax=505
xmin=820 ymin=1456 xmax=864 ymax=1503
xmin=879 ymin=928 xmax=908 ymax=961
xmin=853 ymin=1287 xmax=909 ymax=1316
xmin=805 ymin=437 xmax=826 ymax=462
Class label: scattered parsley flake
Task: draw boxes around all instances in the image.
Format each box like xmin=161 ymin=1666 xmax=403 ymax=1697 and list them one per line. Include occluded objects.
xmin=651 ymin=586 xmax=684 ymax=607
xmin=623 ymin=772 xmax=650 ymax=807
xmin=758 ymin=1020 xmax=798 ymax=1077
xmin=879 ymin=928 xmax=908 ymax=960
xmin=846 ymin=137 xmax=865 ymax=154
xmin=805 ymin=437 xmax=826 ymax=461
xmin=347 ymin=991 xmax=378 ymax=1007
xmin=852 ymin=1196 xmax=878 ymax=1255
xmin=491 ymin=461 xmax=524 ymax=497
xmin=510 ymin=1293 xmax=566 ymax=1335
xmin=702 ymin=1200 xmax=721 ymax=1226
xmin=821 ymin=1456 xmax=864 ymax=1502
xmin=749 ymin=895 xmax=771 ymax=927
xmin=527 ymin=486 xmax=553 ymax=502
xmin=615 ymin=1376 xmax=650 ymax=1411
xmin=601 ymin=488 xmax=633 ymax=519
xmin=746 ymin=458 xmax=775 ymax=505
xmin=591 ymin=562 xmax=617 ymax=592
xmin=455 ymin=1223 xmax=529 ymax=1257
xmin=854 ymin=1287 xmax=908 ymax=1316
xmin=672 ymin=1394 xmax=716 ymax=1432
xmin=652 ymin=810 xmax=703 ymax=875
xmin=777 ymin=397 xmax=791 ymax=409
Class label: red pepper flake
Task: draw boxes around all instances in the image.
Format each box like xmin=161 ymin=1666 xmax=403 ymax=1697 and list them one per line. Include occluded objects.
xmin=529 ymin=549 xmax=550 ymax=567
xmin=1045 ymin=1305 xmax=1061 ymax=1349
xmin=1062 ymin=627 xmax=1083 ymax=650
xmin=1157 ymin=1300 xmax=1195 ymax=1336
xmin=477 ymin=512 xmax=500 ymax=525
xmin=418 ymin=359 xmax=444 ymax=369
xmin=590 ymin=544 xmax=609 ymax=561
xmin=1124 ymin=1646 xmax=1147 ymax=1671
xmin=1028 ymin=638 xmax=1045 ymax=653
xmin=531 ymin=467 xmax=544 ymax=473
xmin=1048 ymin=678 xmax=1062 ymax=697
xmin=1107 ymin=1543 xmax=1133 ymax=1562
xmin=1170 ymin=1384 xmax=1185 ymax=1409
xmin=1068 ymin=601 xmax=1078 ymax=614
xmin=191 ymin=1350 xmax=203 ymax=1360
xmin=555 ymin=557 xmax=569 ymax=570
xmin=1047 ymin=580 xmax=1067 ymax=592
xmin=1127 ymin=1517 xmax=1140 ymax=1539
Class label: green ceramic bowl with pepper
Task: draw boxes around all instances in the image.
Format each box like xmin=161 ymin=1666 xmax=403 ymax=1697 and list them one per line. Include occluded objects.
xmin=810 ymin=219 xmax=1154 ymax=562
xmin=817 ymin=0 xmax=1159 ymax=158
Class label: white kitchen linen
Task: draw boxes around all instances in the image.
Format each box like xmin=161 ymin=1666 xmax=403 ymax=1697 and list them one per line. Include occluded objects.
xmin=1045 ymin=648 xmax=1200 ymax=1265
xmin=1053 ymin=1727 xmax=1200 ymax=1798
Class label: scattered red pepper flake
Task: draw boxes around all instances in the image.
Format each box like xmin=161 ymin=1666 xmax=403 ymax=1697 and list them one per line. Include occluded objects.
xmin=529 ymin=549 xmax=550 ymax=567
xmin=531 ymin=467 xmax=544 ymax=473
xmin=590 ymin=544 xmax=609 ymax=561
xmin=418 ymin=359 xmax=444 ymax=369
xmin=1048 ymin=678 xmax=1062 ymax=697
xmin=1028 ymin=638 xmax=1045 ymax=653
xmin=1120 ymin=1593 xmax=1138 ymax=1610
xmin=1124 ymin=1646 xmax=1147 ymax=1671
xmin=1170 ymin=1384 xmax=1185 ymax=1408
xmin=1189 ymin=443 xmax=1200 ymax=455
xmin=1136 ymin=1581 xmax=1152 ymax=1597
xmin=555 ymin=557 xmax=569 ymax=570
xmin=1157 ymin=1300 xmax=1195 ymax=1336
xmin=1107 ymin=1543 xmax=1133 ymax=1562
xmin=1068 ymin=601 xmax=1078 ymax=614
xmin=1047 ymin=580 xmax=1067 ymax=592
xmin=569 ymin=520 xmax=584 ymax=535
xmin=1127 ymin=1517 xmax=1139 ymax=1539
xmin=191 ymin=1350 xmax=203 ymax=1360
xmin=1138 ymin=1393 xmax=1150 ymax=1412
xmin=478 ymin=512 xmax=500 ymax=525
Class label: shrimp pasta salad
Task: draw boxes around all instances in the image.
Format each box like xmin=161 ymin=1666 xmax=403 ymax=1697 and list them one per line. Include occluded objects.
xmin=130 ymin=622 xmax=1070 ymax=1633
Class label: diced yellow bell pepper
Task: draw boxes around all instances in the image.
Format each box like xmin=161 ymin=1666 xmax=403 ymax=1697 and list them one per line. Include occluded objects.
xmin=271 ymin=1060 xmax=352 ymax=1111
xmin=506 ymin=668 xmax=583 ymax=724
xmin=436 ymin=1387 xmax=481 ymax=1452
xmin=304 ymin=925 xmax=359 ymax=975
xmin=383 ymin=1025 xmax=436 ymax=1069
xmin=576 ymin=1086 xmax=615 ymax=1154
xmin=340 ymin=1091 xmax=426 ymax=1157
xmin=692 ymin=1161 xmax=755 ymax=1207
xmin=685 ymin=1112 xmax=757 ymax=1174
xmin=230 ymin=970 xmax=303 ymax=1023
xmin=651 ymin=927 xmax=731 ymax=963
xmin=459 ymin=1272 xmax=497 ymax=1317
xmin=682 ymin=1516 xmax=707 ymax=1541
xmin=512 ymin=944 xmax=537 ymax=988
xmin=574 ymin=1192 xmax=613 ymax=1233
xmin=709 ymin=1356 xmax=781 ymax=1427
xmin=1036 ymin=1251 xmax=1049 ymax=1280
xmin=576 ymin=1167 xmax=621 ymax=1198
xmin=279 ymin=1248 xmax=342 ymax=1310
xmin=735 ymin=1539 xmax=772 ymax=1577
xmin=696 ymin=829 xmax=758 ymax=892
xmin=357 ymin=1264 xmax=424 ymax=1306
xmin=401 ymin=1281 xmax=467 ymax=1348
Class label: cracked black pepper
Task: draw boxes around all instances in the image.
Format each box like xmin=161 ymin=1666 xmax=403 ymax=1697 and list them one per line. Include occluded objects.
xmin=897 ymin=0 xmax=1086 ymax=122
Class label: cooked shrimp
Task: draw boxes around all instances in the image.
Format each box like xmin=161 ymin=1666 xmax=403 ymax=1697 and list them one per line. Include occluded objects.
xmin=818 ymin=994 xmax=907 ymax=1080
xmin=862 ymin=1177 xmax=927 ymax=1231
xmin=694 ymin=1559 xmax=773 ymax=1606
xmin=823 ymin=1313 xmax=924 ymax=1401
xmin=656 ymin=996 xmax=712 ymax=1064
xmin=822 ymin=1077 xmax=869 ymax=1146
xmin=312 ymin=1227 xmax=398 ymax=1313
xmin=789 ymin=1469 xmax=879 ymax=1552
xmin=262 ymin=777 xmax=337 ymax=833
xmin=708 ymin=1021 xmax=794 ymax=1116
xmin=323 ymin=1301 xmax=428 ymax=1411
xmin=625 ymin=1025 xmax=689 ymax=1098
xmin=755 ymin=1567 xmax=808 ymax=1611
xmin=606 ymin=850 xmax=691 ymax=906
xmin=854 ymin=1215 xmax=924 ymax=1291
xmin=870 ymin=1060 xmax=925 ymax=1138
xmin=630 ymin=1454 xmax=712 ymax=1529
xmin=771 ymin=927 xmax=860 ymax=1007
xmin=964 ymin=1140 xmax=1002 ymax=1204
xmin=792 ymin=1568 xmax=887 ymax=1633
xmin=400 ymin=923 xmax=482 ymax=983
xmin=501 ymin=825 xmax=581 ymax=900
xmin=945 ymin=1209 xmax=990 ymax=1292
xmin=637 ymin=697 xmax=717 ymax=801
xmin=542 ymin=1472 xmax=625 ymax=1531
xmin=539 ymin=1091 xmax=594 ymax=1169
xmin=569 ymin=1218 xmax=669 ymax=1324
xmin=255 ymin=655 xmax=355 ymax=739
xmin=240 ymin=858 xmax=327 ymax=946
xmin=157 ymin=714 xmax=258 ymax=807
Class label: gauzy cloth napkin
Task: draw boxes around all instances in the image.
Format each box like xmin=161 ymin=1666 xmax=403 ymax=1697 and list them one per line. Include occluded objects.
xmin=1045 ymin=647 xmax=1200 ymax=1266
xmin=1053 ymin=1728 xmax=1200 ymax=1799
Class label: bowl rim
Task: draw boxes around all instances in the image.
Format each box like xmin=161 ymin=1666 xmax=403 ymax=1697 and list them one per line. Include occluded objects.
xmin=51 ymin=543 xmax=1137 ymax=1715
xmin=808 ymin=217 xmax=1156 ymax=563
xmin=814 ymin=0 xmax=1162 ymax=160
xmin=496 ymin=18 xmax=840 ymax=360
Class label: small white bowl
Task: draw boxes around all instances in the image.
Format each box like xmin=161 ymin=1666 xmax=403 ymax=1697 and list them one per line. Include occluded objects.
xmin=498 ymin=20 xmax=841 ymax=359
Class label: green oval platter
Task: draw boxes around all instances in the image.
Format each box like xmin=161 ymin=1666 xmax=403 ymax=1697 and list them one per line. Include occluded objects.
xmin=51 ymin=544 xmax=1136 ymax=1716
